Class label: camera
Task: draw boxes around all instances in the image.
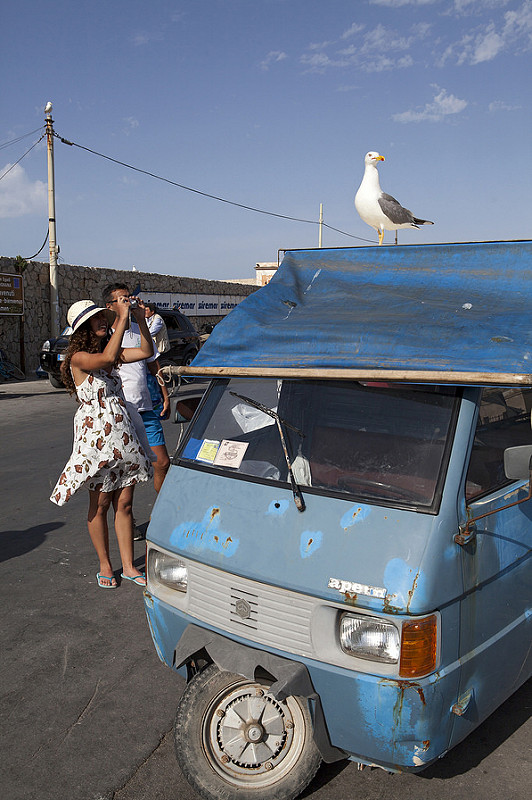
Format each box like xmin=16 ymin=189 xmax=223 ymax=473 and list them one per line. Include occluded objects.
xmin=129 ymin=298 xmax=139 ymax=308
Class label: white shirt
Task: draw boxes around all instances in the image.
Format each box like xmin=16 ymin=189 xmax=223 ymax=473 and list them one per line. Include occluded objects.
xmin=117 ymin=321 xmax=159 ymax=413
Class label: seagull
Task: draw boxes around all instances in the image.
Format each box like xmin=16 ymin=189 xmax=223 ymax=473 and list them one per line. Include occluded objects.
xmin=355 ymin=151 xmax=434 ymax=245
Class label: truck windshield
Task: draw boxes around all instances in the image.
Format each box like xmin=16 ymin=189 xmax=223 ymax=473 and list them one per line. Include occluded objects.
xmin=178 ymin=378 xmax=459 ymax=512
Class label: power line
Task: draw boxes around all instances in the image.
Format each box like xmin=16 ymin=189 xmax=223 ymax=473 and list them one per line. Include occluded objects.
xmin=0 ymin=134 xmax=46 ymax=182
xmin=0 ymin=127 xmax=44 ymax=152
xmin=56 ymin=132 xmax=376 ymax=244
xmin=24 ymin=230 xmax=49 ymax=261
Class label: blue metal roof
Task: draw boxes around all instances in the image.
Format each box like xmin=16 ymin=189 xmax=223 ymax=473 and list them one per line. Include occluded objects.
xmin=191 ymin=241 xmax=532 ymax=383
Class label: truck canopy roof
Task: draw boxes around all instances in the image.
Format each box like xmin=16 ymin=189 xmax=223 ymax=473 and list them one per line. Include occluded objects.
xmin=188 ymin=241 xmax=532 ymax=385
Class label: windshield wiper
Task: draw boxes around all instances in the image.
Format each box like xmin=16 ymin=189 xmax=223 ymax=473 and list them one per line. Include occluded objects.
xmin=229 ymin=391 xmax=306 ymax=512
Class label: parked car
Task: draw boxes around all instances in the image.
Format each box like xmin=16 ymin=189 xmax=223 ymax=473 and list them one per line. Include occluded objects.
xmin=154 ymin=307 xmax=201 ymax=368
xmin=39 ymin=307 xmax=201 ymax=389
xmin=39 ymin=326 xmax=71 ymax=388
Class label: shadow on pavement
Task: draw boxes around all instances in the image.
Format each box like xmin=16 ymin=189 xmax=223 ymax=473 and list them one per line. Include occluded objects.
xmin=0 ymin=521 xmax=65 ymax=563
xmin=302 ymin=758 xmax=352 ymax=797
xmin=0 ymin=391 xmax=63 ymax=399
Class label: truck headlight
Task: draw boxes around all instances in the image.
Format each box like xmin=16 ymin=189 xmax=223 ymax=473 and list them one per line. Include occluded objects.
xmin=149 ymin=550 xmax=188 ymax=592
xmin=339 ymin=612 xmax=400 ymax=663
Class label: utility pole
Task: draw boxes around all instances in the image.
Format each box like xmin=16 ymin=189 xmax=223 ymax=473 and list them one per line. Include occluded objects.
xmin=45 ymin=101 xmax=60 ymax=337
xmin=318 ymin=203 xmax=323 ymax=248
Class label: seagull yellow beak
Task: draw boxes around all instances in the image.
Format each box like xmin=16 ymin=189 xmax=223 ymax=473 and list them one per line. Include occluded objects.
xmin=377 ymin=155 xmax=385 ymax=161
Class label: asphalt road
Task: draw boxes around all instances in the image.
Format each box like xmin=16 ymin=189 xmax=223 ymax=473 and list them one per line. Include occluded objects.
xmin=1 ymin=379 xmax=531 ymax=800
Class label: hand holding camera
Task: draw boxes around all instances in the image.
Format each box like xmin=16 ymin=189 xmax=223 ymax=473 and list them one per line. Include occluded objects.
xmin=129 ymin=296 xmax=145 ymax=321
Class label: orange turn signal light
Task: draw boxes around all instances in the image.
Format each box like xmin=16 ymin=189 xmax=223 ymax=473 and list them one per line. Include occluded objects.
xmin=399 ymin=615 xmax=438 ymax=678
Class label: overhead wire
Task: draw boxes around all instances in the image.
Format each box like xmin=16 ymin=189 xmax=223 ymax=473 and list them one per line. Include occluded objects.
xmin=56 ymin=132 xmax=376 ymax=244
xmin=0 ymin=128 xmax=48 ymax=261
xmin=0 ymin=133 xmax=46 ymax=182
xmin=24 ymin=230 xmax=49 ymax=261
xmin=0 ymin=127 xmax=44 ymax=152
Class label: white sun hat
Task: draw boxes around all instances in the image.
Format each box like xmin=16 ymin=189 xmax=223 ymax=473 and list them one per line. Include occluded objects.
xmin=67 ymin=300 xmax=115 ymax=333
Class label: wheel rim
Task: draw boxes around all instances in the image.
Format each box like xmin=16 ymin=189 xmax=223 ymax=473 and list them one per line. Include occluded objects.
xmin=202 ymin=680 xmax=307 ymax=788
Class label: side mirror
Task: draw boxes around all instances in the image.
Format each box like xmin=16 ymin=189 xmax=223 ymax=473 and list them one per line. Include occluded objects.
xmin=504 ymin=445 xmax=532 ymax=480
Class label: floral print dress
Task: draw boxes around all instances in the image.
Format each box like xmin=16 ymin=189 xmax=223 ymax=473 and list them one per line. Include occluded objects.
xmin=50 ymin=370 xmax=153 ymax=506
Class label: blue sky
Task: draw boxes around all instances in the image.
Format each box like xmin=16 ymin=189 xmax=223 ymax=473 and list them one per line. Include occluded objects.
xmin=1 ymin=0 xmax=531 ymax=279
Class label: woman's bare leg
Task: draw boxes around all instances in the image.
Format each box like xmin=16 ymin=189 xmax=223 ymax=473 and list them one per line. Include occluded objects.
xmin=87 ymin=487 xmax=116 ymax=587
xmin=112 ymin=485 xmax=145 ymax=583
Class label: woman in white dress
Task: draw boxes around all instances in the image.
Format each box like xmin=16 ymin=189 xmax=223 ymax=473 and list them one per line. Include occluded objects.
xmin=50 ymin=296 xmax=154 ymax=589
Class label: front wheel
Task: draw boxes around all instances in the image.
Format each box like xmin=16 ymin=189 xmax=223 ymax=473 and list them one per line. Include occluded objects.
xmin=181 ymin=349 xmax=198 ymax=367
xmin=48 ymin=374 xmax=64 ymax=389
xmin=174 ymin=664 xmax=321 ymax=800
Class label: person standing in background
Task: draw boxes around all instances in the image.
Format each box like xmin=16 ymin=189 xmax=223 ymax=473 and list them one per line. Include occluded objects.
xmin=145 ymin=303 xmax=170 ymax=354
xmin=103 ymin=285 xmax=171 ymax=534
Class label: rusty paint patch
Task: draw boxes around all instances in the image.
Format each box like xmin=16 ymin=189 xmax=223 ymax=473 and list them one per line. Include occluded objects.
xmin=344 ymin=507 xmax=362 ymax=531
xmin=343 ymin=591 xmax=358 ymax=606
xmin=383 ymin=594 xmax=401 ymax=614
xmin=406 ymin=570 xmax=420 ymax=613
xmin=210 ymin=507 xmax=220 ymax=522
xmin=379 ymin=678 xmax=427 ymax=715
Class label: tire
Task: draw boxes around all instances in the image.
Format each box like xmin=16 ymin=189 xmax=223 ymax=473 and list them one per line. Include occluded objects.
xmin=182 ymin=349 xmax=198 ymax=367
xmin=48 ymin=374 xmax=64 ymax=389
xmin=174 ymin=664 xmax=322 ymax=800
xmin=0 ymin=359 xmax=25 ymax=381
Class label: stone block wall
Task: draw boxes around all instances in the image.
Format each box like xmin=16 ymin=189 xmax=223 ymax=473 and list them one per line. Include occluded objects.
xmin=0 ymin=257 xmax=256 ymax=375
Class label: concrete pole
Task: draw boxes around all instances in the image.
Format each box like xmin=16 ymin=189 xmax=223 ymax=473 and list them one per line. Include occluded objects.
xmin=318 ymin=203 xmax=323 ymax=248
xmin=45 ymin=102 xmax=60 ymax=337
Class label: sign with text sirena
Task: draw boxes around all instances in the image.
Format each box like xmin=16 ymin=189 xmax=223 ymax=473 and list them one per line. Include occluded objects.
xmin=0 ymin=273 xmax=24 ymax=315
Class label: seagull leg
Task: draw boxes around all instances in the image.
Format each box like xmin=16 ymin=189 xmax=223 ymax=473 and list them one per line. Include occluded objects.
xmin=378 ymin=229 xmax=384 ymax=246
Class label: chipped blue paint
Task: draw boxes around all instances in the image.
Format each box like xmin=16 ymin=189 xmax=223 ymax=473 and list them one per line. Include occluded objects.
xmin=169 ymin=506 xmax=239 ymax=557
xmin=144 ymin=595 xmax=171 ymax=664
xmin=300 ymin=530 xmax=323 ymax=558
xmin=266 ymin=498 xmax=290 ymax=516
xmin=340 ymin=504 xmax=371 ymax=529
xmin=384 ymin=557 xmax=428 ymax=609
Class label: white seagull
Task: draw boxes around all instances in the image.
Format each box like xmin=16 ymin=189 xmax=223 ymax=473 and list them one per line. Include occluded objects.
xmin=355 ymin=151 xmax=434 ymax=245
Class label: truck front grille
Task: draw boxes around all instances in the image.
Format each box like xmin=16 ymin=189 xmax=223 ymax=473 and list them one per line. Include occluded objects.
xmin=187 ymin=561 xmax=316 ymax=658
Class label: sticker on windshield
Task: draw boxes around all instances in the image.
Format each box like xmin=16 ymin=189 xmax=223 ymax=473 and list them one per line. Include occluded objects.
xmin=214 ymin=440 xmax=249 ymax=469
xmin=196 ymin=439 xmax=220 ymax=463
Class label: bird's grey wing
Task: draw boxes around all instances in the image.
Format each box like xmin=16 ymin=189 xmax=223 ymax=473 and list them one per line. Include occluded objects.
xmin=378 ymin=193 xmax=415 ymax=225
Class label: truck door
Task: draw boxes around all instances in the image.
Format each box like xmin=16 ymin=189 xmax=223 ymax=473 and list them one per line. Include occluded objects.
xmin=454 ymin=386 xmax=532 ymax=741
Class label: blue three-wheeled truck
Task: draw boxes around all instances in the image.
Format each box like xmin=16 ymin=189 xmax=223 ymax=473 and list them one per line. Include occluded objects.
xmin=144 ymin=241 xmax=532 ymax=800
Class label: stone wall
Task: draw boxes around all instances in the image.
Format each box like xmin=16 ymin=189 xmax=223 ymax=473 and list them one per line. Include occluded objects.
xmin=0 ymin=257 xmax=256 ymax=375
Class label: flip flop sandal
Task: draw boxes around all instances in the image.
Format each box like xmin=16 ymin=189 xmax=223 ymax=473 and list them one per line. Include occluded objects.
xmin=120 ymin=572 xmax=146 ymax=587
xmin=97 ymin=573 xmax=117 ymax=589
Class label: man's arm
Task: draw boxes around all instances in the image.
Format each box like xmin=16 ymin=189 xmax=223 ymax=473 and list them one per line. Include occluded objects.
xmin=148 ymin=359 xmax=170 ymax=419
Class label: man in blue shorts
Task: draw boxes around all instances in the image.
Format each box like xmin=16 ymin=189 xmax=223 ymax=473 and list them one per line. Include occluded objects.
xmin=104 ymin=283 xmax=170 ymax=508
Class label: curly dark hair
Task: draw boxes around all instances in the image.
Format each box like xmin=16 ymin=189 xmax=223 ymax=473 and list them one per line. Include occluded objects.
xmin=61 ymin=320 xmax=121 ymax=398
